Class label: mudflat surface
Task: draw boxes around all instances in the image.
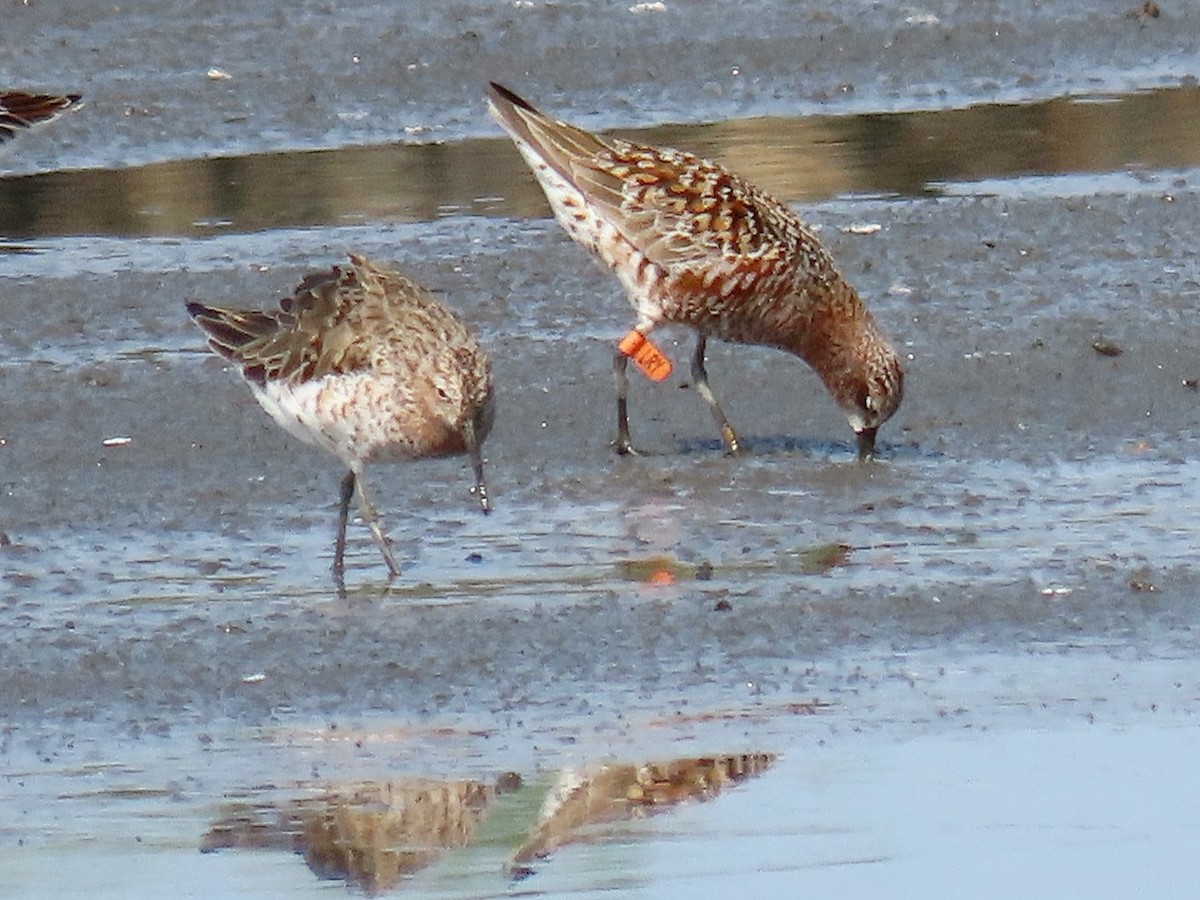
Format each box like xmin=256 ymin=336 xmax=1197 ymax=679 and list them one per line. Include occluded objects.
xmin=4 ymin=2 xmax=1200 ymax=897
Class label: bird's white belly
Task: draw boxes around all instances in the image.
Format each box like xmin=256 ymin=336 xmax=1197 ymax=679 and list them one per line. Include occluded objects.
xmin=252 ymin=373 xmax=427 ymax=467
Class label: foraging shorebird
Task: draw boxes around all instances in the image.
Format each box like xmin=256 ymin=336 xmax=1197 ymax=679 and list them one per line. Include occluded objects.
xmin=487 ymin=83 xmax=903 ymax=458
xmin=187 ymin=253 xmax=494 ymax=594
xmin=0 ymin=91 xmax=81 ymax=144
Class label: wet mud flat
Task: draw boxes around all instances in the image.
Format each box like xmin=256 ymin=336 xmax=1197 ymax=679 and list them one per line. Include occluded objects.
xmin=6 ymin=0 xmax=1200 ymax=893
xmin=4 ymin=180 xmax=1200 ymax=893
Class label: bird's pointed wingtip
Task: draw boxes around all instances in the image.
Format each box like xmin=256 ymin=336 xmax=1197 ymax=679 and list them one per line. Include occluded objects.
xmin=184 ymin=299 xmax=210 ymax=320
xmin=487 ymin=82 xmax=535 ymax=113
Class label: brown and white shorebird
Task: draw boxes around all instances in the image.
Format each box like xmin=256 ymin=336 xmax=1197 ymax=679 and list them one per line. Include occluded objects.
xmin=0 ymin=91 xmax=82 ymax=144
xmin=186 ymin=253 xmax=495 ymax=593
xmin=487 ymin=83 xmax=903 ymax=458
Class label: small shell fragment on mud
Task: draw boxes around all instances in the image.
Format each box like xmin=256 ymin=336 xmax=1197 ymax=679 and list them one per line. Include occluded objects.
xmin=1040 ymin=586 xmax=1073 ymax=597
xmin=1091 ymin=337 xmax=1123 ymax=357
xmin=101 ymin=436 xmax=132 ymax=447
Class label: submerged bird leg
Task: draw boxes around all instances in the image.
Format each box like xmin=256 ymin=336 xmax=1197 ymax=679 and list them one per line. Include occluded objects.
xmin=351 ymin=467 xmax=402 ymax=578
xmin=612 ymin=348 xmax=639 ymax=455
xmin=691 ymin=334 xmax=741 ymax=455
xmin=464 ymin=422 xmax=490 ymax=514
xmin=333 ymin=470 xmax=356 ymax=594
xmin=856 ymin=426 xmax=878 ymax=461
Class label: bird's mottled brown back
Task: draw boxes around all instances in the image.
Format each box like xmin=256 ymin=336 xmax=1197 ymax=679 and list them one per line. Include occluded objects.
xmin=190 ymin=254 xmax=485 ymax=389
xmin=577 ymin=144 xmax=832 ymax=275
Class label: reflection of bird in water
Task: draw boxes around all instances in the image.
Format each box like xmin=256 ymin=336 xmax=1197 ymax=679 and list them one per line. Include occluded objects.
xmin=488 ymin=83 xmax=903 ymax=459
xmin=0 ymin=91 xmax=82 ymax=144
xmin=187 ymin=253 xmax=495 ymax=594
xmin=201 ymin=773 xmax=522 ymax=893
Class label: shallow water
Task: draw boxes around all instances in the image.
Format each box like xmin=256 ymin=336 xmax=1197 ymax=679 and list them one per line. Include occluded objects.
xmin=12 ymin=719 xmax=1200 ymax=898
xmin=5 ymin=1 xmax=1200 ymax=896
xmin=6 ymin=84 xmax=1200 ymax=239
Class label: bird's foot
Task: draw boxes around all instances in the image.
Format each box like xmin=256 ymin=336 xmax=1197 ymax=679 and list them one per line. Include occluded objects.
xmin=612 ymin=435 xmax=642 ymax=456
xmin=721 ymin=426 xmax=742 ymax=456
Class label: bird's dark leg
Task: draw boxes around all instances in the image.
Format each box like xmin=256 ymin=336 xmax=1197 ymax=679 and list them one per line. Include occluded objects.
xmin=351 ymin=467 xmax=401 ymax=579
xmin=856 ymin=427 xmax=878 ymax=461
xmin=333 ymin=470 xmax=355 ymax=596
xmin=612 ymin=347 xmax=639 ymax=455
xmin=691 ymin=334 xmax=741 ymax=455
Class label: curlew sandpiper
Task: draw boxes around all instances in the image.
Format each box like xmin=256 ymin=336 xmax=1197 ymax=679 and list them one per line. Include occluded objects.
xmin=187 ymin=253 xmax=494 ymax=594
xmin=487 ymin=82 xmax=903 ymax=459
